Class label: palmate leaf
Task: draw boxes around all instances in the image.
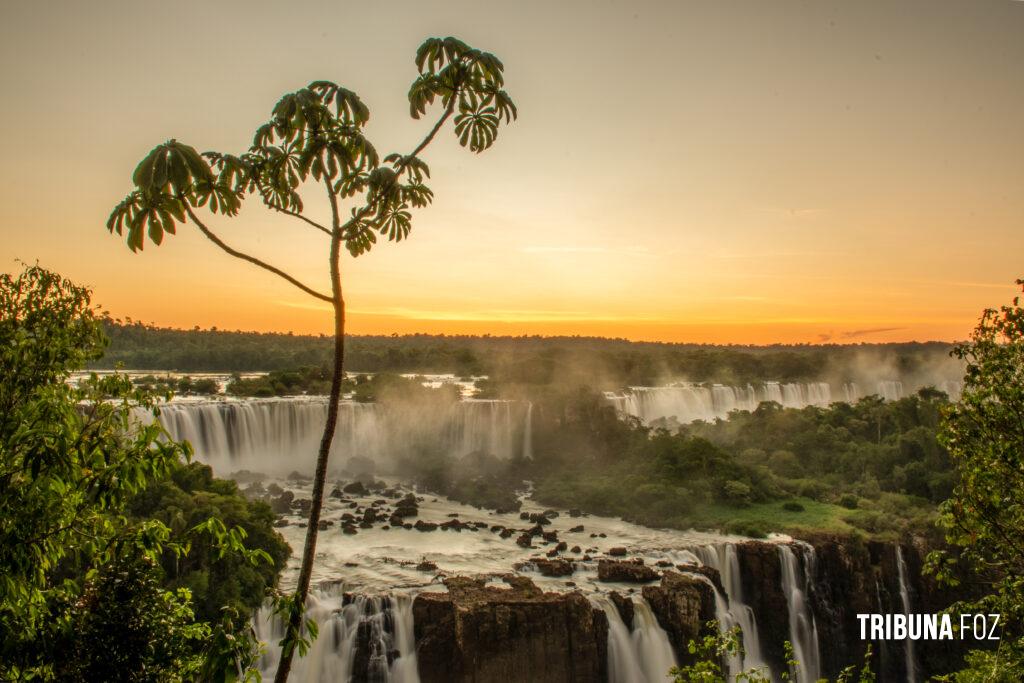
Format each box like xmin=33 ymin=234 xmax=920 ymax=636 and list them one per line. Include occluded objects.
xmin=342 ymin=219 xmax=377 ymax=256
xmin=453 ymin=109 xmax=500 ymax=153
xmin=308 ymin=81 xmax=370 ymax=126
xmin=375 ymin=204 xmax=413 ymax=242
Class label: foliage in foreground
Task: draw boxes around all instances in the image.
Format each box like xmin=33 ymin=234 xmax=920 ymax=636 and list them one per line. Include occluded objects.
xmin=928 ymin=279 xmax=1024 ymax=682
xmin=672 ymin=623 xmax=874 ymax=682
xmin=0 ymin=266 xmax=281 ymax=680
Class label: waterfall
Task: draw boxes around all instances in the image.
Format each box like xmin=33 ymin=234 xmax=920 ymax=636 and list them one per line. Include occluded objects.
xmin=590 ymin=594 xmax=676 ymax=683
xmin=255 ymin=589 xmax=419 ymax=682
xmin=141 ymin=397 xmax=532 ymax=475
xmin=693 ymin=545 xmax=768 ymax=677
xmin=896 ymin=547 xmax=918 ymax=683
xmin=522 ymin=402 xmax=533 ymax=460
xmin=778 ymin=545 xmax=821 ymax=683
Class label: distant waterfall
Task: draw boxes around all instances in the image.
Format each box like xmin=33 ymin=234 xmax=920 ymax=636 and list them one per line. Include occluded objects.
xmin=591 ymin=594 xmax=677 ymax=683
xmin=693 ymin=545 xmax=768 ymax=677
xmin=522 ymin=402 xmax=533 ymax=460
xmin=896 ymin=547 xmax=918 ymax=683
xmin=255 ymin=589 xmax=419 ymax=682
xmin=145 ymin=397 xmax=533 ymax=475
xmin=609 ymin=378 xmax=961 ymax=426
xmin=778 ymin=545 xmax=821 ymax=683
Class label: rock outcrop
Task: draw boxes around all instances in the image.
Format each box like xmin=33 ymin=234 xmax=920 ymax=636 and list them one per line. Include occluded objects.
xmin=642 ymin=571 xmax=717 ymax=664
xmin=413 ymin=576 xmax=608 ymax=683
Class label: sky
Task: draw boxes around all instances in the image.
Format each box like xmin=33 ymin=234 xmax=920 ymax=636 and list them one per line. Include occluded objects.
xmin=1 ymin=0 xmax=1022 ymax=344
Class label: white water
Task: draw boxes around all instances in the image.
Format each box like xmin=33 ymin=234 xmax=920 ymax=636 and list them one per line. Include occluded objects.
xmin=778 ymin=545 xmax=821 ymax=683
xmin=255 ymin=588 xmax=419 ymax=683
xmin=896 ymin=547 xmax=918 ymax=683
xmin=608 ymin=379 xmax=962 ymax=426
xmin=144 ymin=397 xmax=533 ymax=476
xmin=693 ymin=544 xmax=768 ymax=677
xmin=591 ymin=594 xmax=676 ymax=683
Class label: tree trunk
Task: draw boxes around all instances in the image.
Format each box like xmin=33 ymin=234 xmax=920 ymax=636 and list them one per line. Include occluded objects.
xmin=273 ymin=234 xmax=345 ymax=683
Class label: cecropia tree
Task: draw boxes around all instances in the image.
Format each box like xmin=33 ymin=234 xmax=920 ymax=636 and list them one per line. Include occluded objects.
xmin=106 ymin=36 xmax=516 ymax=680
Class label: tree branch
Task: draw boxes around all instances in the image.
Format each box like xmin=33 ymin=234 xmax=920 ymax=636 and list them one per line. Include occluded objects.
xmin=270 ymin=206 xmax=332 ymax=237
xmin=183 ymin=204 xmax=332 ymax=302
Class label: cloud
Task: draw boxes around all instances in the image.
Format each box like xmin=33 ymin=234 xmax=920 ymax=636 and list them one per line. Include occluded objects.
xmin=840 ymin=326 xmax=904 ymax=339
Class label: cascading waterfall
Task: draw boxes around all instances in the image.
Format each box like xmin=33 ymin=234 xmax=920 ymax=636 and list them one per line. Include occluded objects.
xmin=590 ymin=594 xmax=676 ymax=683
xmin=255 ymin=588 xmax=419 ymax=683
xmin=896 ymin=547 xmax=918 ymax=683
xmin=607 ymin=378 xmax=961 ymax=426
xmin=692 ymin=545 xmax=768 ymax=677
xmin=141 ymin=397 xmax=533 ymax=475
xmin=778 ymin=545 xmax=821 ymax=683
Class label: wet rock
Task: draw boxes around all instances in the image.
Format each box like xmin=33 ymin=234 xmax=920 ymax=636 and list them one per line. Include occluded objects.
xmin=490 ymin=525 xmax=504 ymax=533
xmin=287 ymin=470 xmax=311 ymax=482
xmin=519 ymin=512 xmax=531 ymax=520
xmin=656 ymin=560 xmax=674 ymax=568
xmin=516 ymin=533 xmax=533 ymax=548
xmin=317 ymin=520 xmax=333 ymax=531
xmin=414 ymin=520 xmax=439 ymax=532
xmin=416 ymin=560 xmax=438 ymax=572
xmin=329 ymin=487 xmax=344 ymax=499
xmin=607 ymin=547 xmax=627 ymax=557
xmin=230 ymin=469 xmax=266 ymax=484
xmin=555 ymin=541 xmax=568 ymax=552
xmin=499 ymin=528 xmax=515 ymax=539
xmin=342 ymin=524 xmax=358 ymax=535
xmin=413 ymin=576 xmax=607 ymax=683
xmin=542 ymin=531 xmax=559 ymax=543
xmin=609 ymin=591 xmax=635 ymax=630
xmin=546 ymin=549 xmax=559 ymax=557
xmin=568 ymin=525 xmax=584 ymax=533
xmin=598 ymin=559 xmax=660 ymax=583
xmin=515 ymin=558 xmax=575 ymax=577
xmin=266 ymin=482 xmax=284 ymax=496
xmin=570 ymin=546 xmax=581 ymax=554
xmin=273 ymin=518 xmax=289 ymax=528
xmin=342 ymin=481 xmax=369 ymax=495
xmin=359 ymin=521 xmax=372 ymax=529
xmin=569 ymin=508 xmax=582 ymax=518
xmin=269 ymin=490 xmax=294 ymax=515
xmin=440 ymin=519 xmax=466 ymax=532
xmin=643 ymin=571 xmax=717 ymax=666
xmin=598 ymin=533 xmax=607 ymax=538
xmin=542 ymin=510 xmax=559 ymax=519
xmin=242 ymin=481 xmax=266 ymax=500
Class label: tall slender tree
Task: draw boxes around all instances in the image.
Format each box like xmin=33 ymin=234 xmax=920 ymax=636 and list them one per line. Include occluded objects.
xmin=107 ymin=36 xmax=516 ymax=680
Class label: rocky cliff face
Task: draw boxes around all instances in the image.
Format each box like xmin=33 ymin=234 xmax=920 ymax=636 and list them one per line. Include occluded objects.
xmin=642 ymin=571 xmax=717 ymax=664
xmin=412 ymin=575 xmax=608 ymax=683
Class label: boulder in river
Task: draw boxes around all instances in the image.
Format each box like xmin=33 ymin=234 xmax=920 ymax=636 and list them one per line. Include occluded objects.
xmin=597 ymin=559 xmax=660 ymax=583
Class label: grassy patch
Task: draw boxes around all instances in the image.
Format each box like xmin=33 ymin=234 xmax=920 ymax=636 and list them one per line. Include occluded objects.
xmin=692 ymin=498 xmax=857 ymax=536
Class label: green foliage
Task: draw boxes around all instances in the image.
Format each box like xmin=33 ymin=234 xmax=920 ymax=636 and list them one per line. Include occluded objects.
xmin=671 ymin=623 xmax=875 ymax=682
xmin=128 ymin=461 xmax=290 ymax=624
xmin=0 ymin=266 xmax=282 ymax=680
xmin=929 ymin=279 xmax=1024 ymax=680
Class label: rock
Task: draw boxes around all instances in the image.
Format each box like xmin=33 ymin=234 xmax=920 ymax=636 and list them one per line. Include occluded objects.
xmin=490 ymin=525 xmax=504 ymax=533
xmin=287 ymin=470 xmax=311 ymax=482
xmin=519 ymin=512 xmax=531 ymax=520
xmin=269 ymin=490 xmax=294 ymax=515
xmin=598 ymin=559 xmax=660 ymax=583
xmin=362 ymin=508 xmax=380 ymax=523
xmin=359 ymin=521 xmax=372 ymax=529
xmin=317 ymin=520 xmax=333 ymax=531
xmin=230 ymin=469 xmax=266 ymax=484
xmin=542 ymin=509 xmax=559 ymax=518
xmin=440 ymin=519 xmax=466 ymax=532
xmin=607 ymin=547 xmax=627 ymax=557
xmin=273 ymin=518 xmax=289 ymax=528
xmin=598 ymin=533 xmax=607 ymax=538
xmin=643 ymin=572 xmax=717 ymax=667
xmin=570 ymin=546 xmax=581 ymax=554
xmin=266 ymin=482 xmax=284 ymax=496
xmin=569 ymin=508 xmax=582 ymax=518
xmin=546 ymin=549 xmax=559 ymax=557
xmin=656 ymin=560 xmax=674 ymax=568
xmin=413 ymin=576 xmax=607 ymax=683
xmin=514 ymin=558 xmax=575 ymax=577
xmin=342 ymin=481 xmax=369 ymax=495
xmin=499 ymin=528 xmax=514 ymax=539
xmin=542 ymin=531 xmax=559 ymax=543
xmin=414 ymin=520 xmax=439 ymax=532
xmin=609 ymin=591 xmax=635 ymax=630
xmin=516 ymin=533 xmax=533 ymax=548
xmin=341 ymin=524 xmax=358 ymax=535
xmin=569 ymin=525 xmax=585 ymax=533
xmin=556 ymin=541 xmax=568 ymax=552
xmin=416 ymin=560 xmax=438 ymax=572
xmin=392 ymin=503 xmax=419 ymax=519
xmin=329 ymin=487 xmax=344 ymax=499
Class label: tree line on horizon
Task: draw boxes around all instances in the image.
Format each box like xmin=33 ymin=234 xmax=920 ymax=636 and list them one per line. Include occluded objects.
xmin=91 ymin=318 xmax=957 ymax=388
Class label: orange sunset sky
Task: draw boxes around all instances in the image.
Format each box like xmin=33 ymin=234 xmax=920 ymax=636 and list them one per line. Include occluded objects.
xmin=1 ymin=0 xmax=1022 ymax=344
